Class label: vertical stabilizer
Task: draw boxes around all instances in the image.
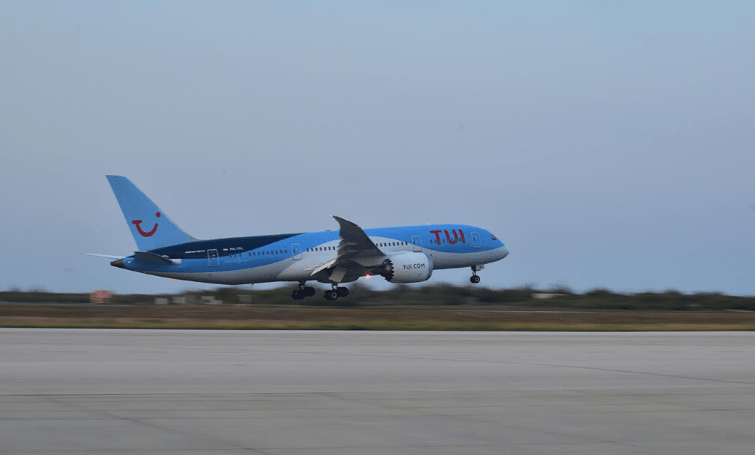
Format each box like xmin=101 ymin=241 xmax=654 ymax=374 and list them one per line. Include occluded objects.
xmin=106 ymin=175 xmax=196 ymax=251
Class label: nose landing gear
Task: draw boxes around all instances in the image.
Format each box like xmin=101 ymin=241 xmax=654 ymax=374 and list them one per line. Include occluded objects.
xmin=470 ymin=265 xmax=484 ymax=284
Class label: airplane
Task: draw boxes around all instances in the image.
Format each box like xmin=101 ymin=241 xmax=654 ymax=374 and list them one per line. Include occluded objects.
xmin=92 ymin=175 xmax=509 ymax=300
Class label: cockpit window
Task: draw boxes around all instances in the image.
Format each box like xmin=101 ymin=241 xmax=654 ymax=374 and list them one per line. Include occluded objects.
xmin=491 ymin=235 xmax=498 ymax=240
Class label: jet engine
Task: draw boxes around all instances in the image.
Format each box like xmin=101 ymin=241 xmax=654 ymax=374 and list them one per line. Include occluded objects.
xmin=378 ymin=252 xmax=433 ymax=283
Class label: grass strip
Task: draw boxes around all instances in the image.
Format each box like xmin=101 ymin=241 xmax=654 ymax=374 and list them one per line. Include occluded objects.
xmin=2 ymin=317 xmax=754 ymax=331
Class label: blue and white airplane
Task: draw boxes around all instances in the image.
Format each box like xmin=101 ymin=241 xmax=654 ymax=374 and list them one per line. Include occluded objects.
xmin=95 ymin=176 xmax=509 ymax=300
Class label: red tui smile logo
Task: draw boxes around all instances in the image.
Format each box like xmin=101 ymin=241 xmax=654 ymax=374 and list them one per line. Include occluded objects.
xmin=132 ymin=212 xmax=160 ymax=237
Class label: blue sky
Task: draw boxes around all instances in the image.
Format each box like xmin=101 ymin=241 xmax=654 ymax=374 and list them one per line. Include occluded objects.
xmin=1 ymin=1 xmax=753 ymax=295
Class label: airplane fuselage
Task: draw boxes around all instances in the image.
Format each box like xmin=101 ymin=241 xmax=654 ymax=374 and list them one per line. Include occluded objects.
xmin=100 ymin=175 xmax=509 ymax=300
xmin=114 ymin=223 xmax=509 ymax=285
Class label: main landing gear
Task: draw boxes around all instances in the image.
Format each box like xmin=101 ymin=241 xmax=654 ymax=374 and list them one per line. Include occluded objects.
xmin=324 ymin=284 xmax=349 ymax=301
xmin=291 ymin=282 xmax=316 ymax=300
xmin=470 ymin=265 xmax=484 ymax=284
xmin=291 ymin=282 xmax=349 ymax=301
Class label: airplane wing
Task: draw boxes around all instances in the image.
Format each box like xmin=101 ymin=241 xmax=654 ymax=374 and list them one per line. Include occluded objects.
xmin=309 ymin=216 xmax=387 ymax=281
xmin=332 ymin=216 xmax=383 ymax=259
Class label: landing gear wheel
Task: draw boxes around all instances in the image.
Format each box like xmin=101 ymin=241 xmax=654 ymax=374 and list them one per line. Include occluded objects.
xmin=324 ymin=290 xmax=339 ymax=301
xmin=470 ymin=275 xmax=481 ymax=284
xmin=337 ymin=287 xmax=349 ymax=298
xmin=292 ymin=282 xmax=315 ymax=300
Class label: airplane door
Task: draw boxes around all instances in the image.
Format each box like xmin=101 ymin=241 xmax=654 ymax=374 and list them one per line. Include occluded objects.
xmin=207 ymin=249 xmax=220 ymax=267
xmin=471 ymin=232 xmax=482 ymax=249
xmin=411 ymin=235 xmax=422 ymax=252
xmin=291 ymin=243 xmax=302 ymax=260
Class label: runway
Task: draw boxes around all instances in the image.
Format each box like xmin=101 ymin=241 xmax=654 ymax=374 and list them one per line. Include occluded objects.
xmin=1 ymin=330 xmax=754 ymax=454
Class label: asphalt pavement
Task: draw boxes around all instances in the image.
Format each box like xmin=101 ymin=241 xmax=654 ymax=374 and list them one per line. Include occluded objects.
xmin=1 ymin=330 xmax=754 ymax=455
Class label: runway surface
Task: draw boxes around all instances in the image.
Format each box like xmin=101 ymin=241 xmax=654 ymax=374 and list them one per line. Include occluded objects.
xmin=1 ymin=330 xmax=754 ymax=455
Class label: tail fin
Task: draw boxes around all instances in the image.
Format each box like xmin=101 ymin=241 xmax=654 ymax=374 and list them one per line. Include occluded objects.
xmin=106 ymin=175 xmax=196 ymax=251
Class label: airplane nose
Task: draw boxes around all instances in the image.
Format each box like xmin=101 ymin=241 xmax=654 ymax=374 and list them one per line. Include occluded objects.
xmin=500 ymin=246 xmax=510 ymax=259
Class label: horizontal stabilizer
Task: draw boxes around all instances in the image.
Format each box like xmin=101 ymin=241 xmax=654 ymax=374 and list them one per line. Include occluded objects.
xmin=134 ymin=251 xmax=178 ymax=265
xmin=83 ymin=253 xmax=124 ymax=260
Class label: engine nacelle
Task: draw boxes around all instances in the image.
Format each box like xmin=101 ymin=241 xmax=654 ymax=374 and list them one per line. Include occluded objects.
xmin=379 ymin=252 xmax=433 ymax=283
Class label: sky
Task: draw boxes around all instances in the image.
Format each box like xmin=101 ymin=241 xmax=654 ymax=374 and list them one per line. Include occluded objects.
xmin=1 ymin=1 xmax=754 ymax=295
